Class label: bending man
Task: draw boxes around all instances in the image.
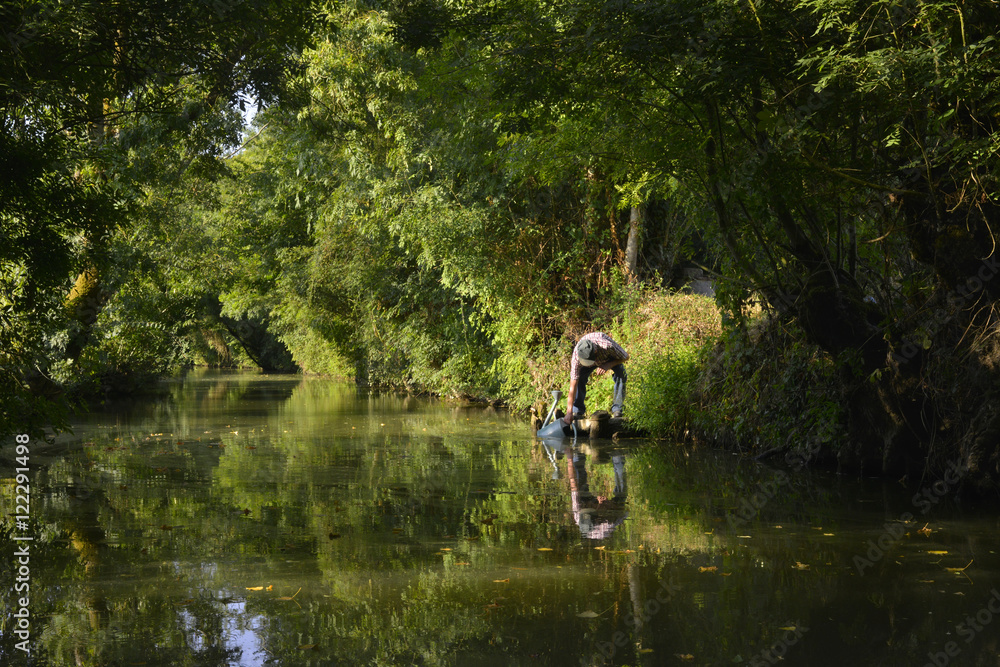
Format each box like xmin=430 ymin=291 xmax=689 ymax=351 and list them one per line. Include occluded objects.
xmin=562 ymin=332 xmax=629 ymax=424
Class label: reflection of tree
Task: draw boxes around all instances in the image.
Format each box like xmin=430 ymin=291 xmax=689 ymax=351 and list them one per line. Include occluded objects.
xmin=5 ymin=377 xmax=1000 ymax=665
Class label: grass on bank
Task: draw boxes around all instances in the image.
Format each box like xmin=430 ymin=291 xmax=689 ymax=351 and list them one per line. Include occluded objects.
xmin=529 ymin=288 xmax=845 ymax=460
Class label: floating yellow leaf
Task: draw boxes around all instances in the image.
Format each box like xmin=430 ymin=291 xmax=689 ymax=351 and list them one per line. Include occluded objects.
xmin=246 ymin=586 xmax=264 ymax=591
xmin=538 ymin=547 xmax=553 ymax=551
xmin=698 ymin=566 xmax=718 ymax=573
xmin=593 ymin=546 xmax=606 ymax=550
xmin=493 ymin=579 xmax=510 ymax=583
xmin=793 ymin=562 xmax=810 ymax=570
xmin=639 ymin=648 xmax=654 ymax=654
xmin=945 ymin=559 xmax=974 ymax=573
xmin=276 ymin=587 xmax=302 ymax=601
xmin=918 ymin=524 xmax=933 ymax=536
xmin=779 ymin=626 xmax=798 ymax=632
xmin=577 ymin=610 xmax=600 ymax=618
xmin=927 ymin=550 xmax=948 ymax=555
xmin=675 ymin=654 xmax=694 ymax=661
xmin=823 ymin=533 xmax=834 ymax=536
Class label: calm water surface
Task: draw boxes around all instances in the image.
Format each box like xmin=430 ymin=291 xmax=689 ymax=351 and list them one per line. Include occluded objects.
xmin=3 ymin=371 xmax=1000 ymax=666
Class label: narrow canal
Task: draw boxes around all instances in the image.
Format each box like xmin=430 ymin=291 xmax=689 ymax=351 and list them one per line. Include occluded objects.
xmin=2 ymin=371 xmax=999 ymax=666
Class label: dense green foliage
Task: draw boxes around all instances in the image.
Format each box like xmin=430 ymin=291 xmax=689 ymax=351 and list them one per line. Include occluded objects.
xmin=4 ymin=0 xmax=1000 ymax=479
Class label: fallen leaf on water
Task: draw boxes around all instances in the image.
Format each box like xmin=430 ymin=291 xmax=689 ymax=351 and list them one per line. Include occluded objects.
xmin=927 ymin=550 xmax=948 ymax=555
xmin=538 ymin=547 xmax=553 ymax=551
xmin=639 ymin=648 xmax=654 ymax=654
xmin=456 ymin=562 xmax=471 ymax=565
xmin=793 ymin=562 xmax=810 ymax=570
xmin=276 ymin=588 xmax=302 ymax=601
xmin=945 ymin=559 xmax=974 ymax=573
xmin=918 ymin=524 xmax=933 ymax=536
xmin=698 ymin=566 xmax=717 ymax=573
xmin=675 ymin=654 xmax=694 ymax=661
xmin=266 ymin=585 xmax=273 ymax=591
xmin=823 ymin=533 xmax=835 ymax=536
xmin=577 ymin=610 xmax=600 ymax=618
xmin=593 ymin=546 xmax=606 ymax=550
xmin=493 ymin=579 xmax=510 ymax=583
xmin=246 ymin=586 xmax=264 ymax=591
xmin=779 ymin=626 xmax=799 ymax=632
xmin=441 ymin=548 xmax=452 ymax=551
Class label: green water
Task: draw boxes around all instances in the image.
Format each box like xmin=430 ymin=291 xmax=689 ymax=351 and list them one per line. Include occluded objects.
xmin=2 ymin=371 xmax=1000 ymax=666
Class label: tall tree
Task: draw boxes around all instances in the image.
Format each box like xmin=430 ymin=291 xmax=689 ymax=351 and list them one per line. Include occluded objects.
xmin=1 ymin=0 xmax=315 ymax=435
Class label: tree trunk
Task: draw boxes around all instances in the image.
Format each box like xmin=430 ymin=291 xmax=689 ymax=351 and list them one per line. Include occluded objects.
xmin=63 ymin=266 xmax=104 ymax=363
xmin=625 ymin=204 xmax=644 ymax=279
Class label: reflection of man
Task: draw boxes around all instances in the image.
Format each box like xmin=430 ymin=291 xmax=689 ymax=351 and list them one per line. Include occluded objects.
xmin=562 ymin=332 xmax=629 ymax=425
xmin=563 ymin=445 xmax=628 ymax=540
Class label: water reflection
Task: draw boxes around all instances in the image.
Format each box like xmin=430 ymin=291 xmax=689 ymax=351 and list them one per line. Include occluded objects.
xmin=1 ymin=372 xmax=1000 ymax=666
xmin=543 ymin=441 xmax=628 ymax=541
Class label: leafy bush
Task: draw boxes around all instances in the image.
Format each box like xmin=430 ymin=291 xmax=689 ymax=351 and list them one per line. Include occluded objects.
xmin=628 ymin=342 xmax=703 ymax=437
xmin=693 ymin=318 xmax=845 ymax=458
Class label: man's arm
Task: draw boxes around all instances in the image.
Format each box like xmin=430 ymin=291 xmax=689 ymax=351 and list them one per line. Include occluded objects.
xmin=563 ymin=377 xmax=578 ymax=424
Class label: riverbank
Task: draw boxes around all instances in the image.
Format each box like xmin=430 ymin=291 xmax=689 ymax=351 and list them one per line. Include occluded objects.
xmin=523 ymin=291 xmax=842 ymax=458
xmin=533 ymin=289 xmax=996 ymax=495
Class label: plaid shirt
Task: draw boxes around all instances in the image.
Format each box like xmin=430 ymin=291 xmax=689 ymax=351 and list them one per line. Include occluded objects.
xmin=570 ymin=332 xmax=629 ymax=381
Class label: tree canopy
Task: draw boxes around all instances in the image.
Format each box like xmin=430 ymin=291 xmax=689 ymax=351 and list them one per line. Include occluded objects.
xmin=4 ymin=0 xmax=1000 ymax=477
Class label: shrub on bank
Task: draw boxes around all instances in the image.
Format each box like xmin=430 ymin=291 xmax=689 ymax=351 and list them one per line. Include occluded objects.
xmin=691 ymin=317 xmax=845 ymax=461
